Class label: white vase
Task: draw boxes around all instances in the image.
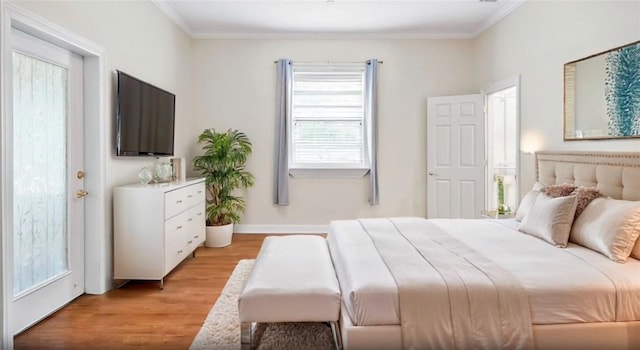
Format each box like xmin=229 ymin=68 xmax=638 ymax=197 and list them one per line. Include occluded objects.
xmin=205 ymin=223 xmax=233 ymax=248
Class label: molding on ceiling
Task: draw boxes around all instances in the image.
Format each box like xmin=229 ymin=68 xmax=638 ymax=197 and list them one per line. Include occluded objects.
xmin=472 ymin=0 xmax=527 ymax=37
xmin=190 ymin=32 xmax=476 ymax=40
xmin=154 ymin=0 xmax=527 ymax=40
xmin=151 ymin=0 xmax=194 ymax=37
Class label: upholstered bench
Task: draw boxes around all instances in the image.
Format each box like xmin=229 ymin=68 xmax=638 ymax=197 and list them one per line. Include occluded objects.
xmin=238 ymin=235 xmax=342 ymax=350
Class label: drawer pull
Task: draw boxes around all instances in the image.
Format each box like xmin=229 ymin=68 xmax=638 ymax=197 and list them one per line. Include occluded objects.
xmin=177 ymin=225 xmax=183 ymax=229
xmin=197 ymin=212 xmax=202 ymax=216
xmin=187 ymin=194 xmax=193 ymax=198
xmin=176 ymin=200 xmax=183 ymax=204
xmin=194 ymin=235 xmax=199 ymax=239
xmin=188 ymin=218 xmax=193 ymax=222
xmin=177 ymin=250 xmax=183 ymax=254
xmin=198 ymin=190 xmax=202 ymax=194
xmin=188 ymin=240 xmax=193 ymax=244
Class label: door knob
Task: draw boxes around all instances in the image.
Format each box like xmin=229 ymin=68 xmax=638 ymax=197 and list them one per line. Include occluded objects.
xmin=76 ymin=170 xmax=85 ymax=179
xmin=76 ymin=189 xmax=89 ymax=198
xmin=428 ymin=172 xmax=435 ymax=176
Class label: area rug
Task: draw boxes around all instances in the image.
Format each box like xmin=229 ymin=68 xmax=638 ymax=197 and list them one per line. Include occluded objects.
xmin=189 ymin=259 xmax=335 ymax=350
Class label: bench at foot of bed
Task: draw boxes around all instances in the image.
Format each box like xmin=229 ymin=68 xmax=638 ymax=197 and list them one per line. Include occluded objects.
xmin=238 ymin=235 xmax=342 ymax=350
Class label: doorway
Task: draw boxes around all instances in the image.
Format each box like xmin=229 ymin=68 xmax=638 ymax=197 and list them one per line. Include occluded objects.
xmin=10 ymin=28 xmax=85 ymax=335
xmin=1 ymin=3 xmax=107 ymax=347
xmin=426 ymin=76 xmax=520 ymax=219
xmin=484 ymin=77 xmax=520 ymax=214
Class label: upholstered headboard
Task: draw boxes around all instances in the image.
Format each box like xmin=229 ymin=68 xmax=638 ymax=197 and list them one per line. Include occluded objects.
xmin=536 ymin=151 xmax=640 ymax=201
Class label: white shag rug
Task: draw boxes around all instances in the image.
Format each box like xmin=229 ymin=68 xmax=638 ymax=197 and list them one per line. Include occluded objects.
xmin=189 ymin=259 xmax=335 ymax=350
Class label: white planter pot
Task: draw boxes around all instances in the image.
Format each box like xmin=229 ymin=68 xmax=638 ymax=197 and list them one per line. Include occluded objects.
xmin=205 ymin=223 xmax=233 ymax=248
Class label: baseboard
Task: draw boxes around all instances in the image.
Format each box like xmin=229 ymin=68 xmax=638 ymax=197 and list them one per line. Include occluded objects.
xmin=234 ymin=224 xmax=329 ymax=234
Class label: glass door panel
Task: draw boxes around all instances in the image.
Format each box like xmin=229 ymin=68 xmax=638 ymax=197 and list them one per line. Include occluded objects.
xmin=12 ymin=52 xmax=69 ymax=296
xmin=10 ymin=28 xmax=84 ymax=336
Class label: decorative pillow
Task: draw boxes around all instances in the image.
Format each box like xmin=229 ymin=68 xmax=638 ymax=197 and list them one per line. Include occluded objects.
xmin=519 ymin=192 xmax=577 ymax=247
xmin=514 ymin=182 xmax=546 ymax=222
xmin=632 ymin=235 xmax=640 ymax=260
xmin=570 ymin=197 xmax=640 ymax=263
xmin=542 ymin=183 xmax=577 ymax=198
xmin=532 ymin=181 xmax=545 ymax=191
xmin=515 ymin=190 xmax=540 ymax=222
xmin=570 ymin=186 xmax=601 ymax=219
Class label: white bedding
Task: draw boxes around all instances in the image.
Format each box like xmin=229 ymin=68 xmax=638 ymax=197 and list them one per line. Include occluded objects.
xmin=327 ymin=217 xmax=640 ymax=327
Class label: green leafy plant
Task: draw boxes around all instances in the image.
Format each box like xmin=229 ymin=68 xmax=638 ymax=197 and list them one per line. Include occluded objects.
xmin=193 ymin=128 xmax=254 ymax=226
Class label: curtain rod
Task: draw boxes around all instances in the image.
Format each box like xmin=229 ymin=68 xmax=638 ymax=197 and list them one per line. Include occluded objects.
xmin=273 ymin=60 xmax=383 ymax=64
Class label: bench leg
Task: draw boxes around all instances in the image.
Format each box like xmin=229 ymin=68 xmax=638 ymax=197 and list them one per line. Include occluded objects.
xmin=241 ymin=322 xmax=253 ymax=350
xmin=330 ymin=321 xmax=343 ymax=350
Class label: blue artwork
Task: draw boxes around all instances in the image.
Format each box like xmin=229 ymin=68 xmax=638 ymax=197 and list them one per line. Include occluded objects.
xmin=605 ymin=42 xmax=640 ymax=137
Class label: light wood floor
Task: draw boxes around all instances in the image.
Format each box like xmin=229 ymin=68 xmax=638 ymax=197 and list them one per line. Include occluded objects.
xmin=14 ymin=234 xmax=267 ymax=350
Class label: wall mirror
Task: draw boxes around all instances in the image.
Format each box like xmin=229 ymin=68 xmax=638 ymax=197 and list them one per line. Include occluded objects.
xmin=564 ymin=40 xmax=640 ymax=140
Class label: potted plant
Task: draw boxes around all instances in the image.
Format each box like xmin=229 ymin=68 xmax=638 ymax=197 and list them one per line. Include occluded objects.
xmin=193 ymin=128 xmax=254 ymax=247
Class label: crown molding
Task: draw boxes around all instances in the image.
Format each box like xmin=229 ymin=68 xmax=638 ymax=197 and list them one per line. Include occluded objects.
xmin=150 ymin=0 xmax=194 ymax=37
xmin=472 ymin=0 xmax=527 ymax=37
xmin=191 ymin=32 xmax=475 ymax=40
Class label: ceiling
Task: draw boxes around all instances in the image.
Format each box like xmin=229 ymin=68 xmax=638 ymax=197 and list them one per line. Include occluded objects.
xmin=152 ymin=0 xmax=527 ymax=39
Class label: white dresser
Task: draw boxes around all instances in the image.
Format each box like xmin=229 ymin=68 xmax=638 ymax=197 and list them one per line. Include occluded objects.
xmin=113 ymin=178 xmax=206 ymax=288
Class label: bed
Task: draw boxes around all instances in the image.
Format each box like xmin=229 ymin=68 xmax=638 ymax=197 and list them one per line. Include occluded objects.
xmin=327 ymin=151 xmax=640 ymax=350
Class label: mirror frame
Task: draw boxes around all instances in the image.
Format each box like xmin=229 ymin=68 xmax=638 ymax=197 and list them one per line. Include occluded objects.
xmin=564 ymin=40 xmax=640 ymax=141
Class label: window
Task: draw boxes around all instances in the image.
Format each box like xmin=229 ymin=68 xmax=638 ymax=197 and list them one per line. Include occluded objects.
xmin=289 ymin=63 xmax=369 ymax=177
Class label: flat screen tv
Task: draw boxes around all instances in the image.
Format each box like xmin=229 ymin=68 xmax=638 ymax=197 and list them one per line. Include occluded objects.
xmin=115 ymin=70 xmax=176 ymax=156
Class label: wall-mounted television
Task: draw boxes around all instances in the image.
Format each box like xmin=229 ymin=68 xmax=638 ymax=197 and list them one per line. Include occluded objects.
xmin=115 ymin=70 xmax=176 ymax=156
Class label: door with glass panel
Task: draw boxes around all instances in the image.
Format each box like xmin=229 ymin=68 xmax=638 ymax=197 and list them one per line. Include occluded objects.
xmin=10 ymin=29 xmax=85 ymax=335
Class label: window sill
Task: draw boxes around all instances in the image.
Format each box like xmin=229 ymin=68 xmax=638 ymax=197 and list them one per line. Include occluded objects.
xmin=289 ymin=168 xmax=370 ymax=178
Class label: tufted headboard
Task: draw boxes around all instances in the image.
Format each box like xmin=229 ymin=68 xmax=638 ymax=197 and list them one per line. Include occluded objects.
xmin=536 ymin=151 xmax=640 ymax=201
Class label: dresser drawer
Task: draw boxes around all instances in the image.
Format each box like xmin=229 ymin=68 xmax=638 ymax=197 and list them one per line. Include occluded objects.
xmin=165 ymin=187 xmax=188 ymax=218
xmin=164 ymin=210 xmax=188 ymax=247
xmin=185 ymin=183 xmax=206 ymax=208
xmin=164 ymin=239 xmax=188 ymax=274
xmin=186 ymin=203 xmax=206 ymax=244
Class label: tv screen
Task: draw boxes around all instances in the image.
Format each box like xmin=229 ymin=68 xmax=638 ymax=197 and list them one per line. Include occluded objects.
xmin=115 ymin=70 xmax=176 ymax=156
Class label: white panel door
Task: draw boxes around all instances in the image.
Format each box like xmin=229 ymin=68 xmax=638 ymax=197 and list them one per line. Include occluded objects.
xmin=427 ymin=94 xmax=484 ymax=218
xmin=10 ymin=29 xmax=85 ymax=335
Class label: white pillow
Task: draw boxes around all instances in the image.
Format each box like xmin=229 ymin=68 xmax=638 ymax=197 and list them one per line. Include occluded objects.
xmin=519 ymin=192 xmax=577 ymax=247
xmin=514 ymin=182 xmax=546 ymax=222
xmin=632 ymin=237 xmax=640 ymax=260
xmin=570 ymin=197 xmax=640 ymax=263
xmin=515 ymin=190 xmax=539 ymax=222
xmin=532 ymin=181 xmax=545 ymax=191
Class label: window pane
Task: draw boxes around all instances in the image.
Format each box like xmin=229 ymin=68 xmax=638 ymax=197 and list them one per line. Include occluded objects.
xmin=290 ymin=65 xmax=367 ymax=168
xmin=292 ymin=120 xmax=363 ymax=164
xmin=294 ymin=107 xmax=362 ymax=120
xmin=293 ymin=92 xmax=363 ymax=109
xmin=12 ymin=52 xmax=69 ymax=295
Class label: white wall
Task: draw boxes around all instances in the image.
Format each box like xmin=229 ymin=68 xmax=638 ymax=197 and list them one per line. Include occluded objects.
xmin=191 ymin=39 xmax=475 ymax=226
xmin=8 ymin=0 xmax=194 ymax=289
xmin=473 ymin=0 xmax=640 ymax=192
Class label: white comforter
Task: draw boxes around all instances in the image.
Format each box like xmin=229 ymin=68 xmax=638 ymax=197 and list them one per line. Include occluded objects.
xmin=328 ymin=217 xmax=640 ymax=329
xmin=354 ymin=217 xmax=533 ymax=350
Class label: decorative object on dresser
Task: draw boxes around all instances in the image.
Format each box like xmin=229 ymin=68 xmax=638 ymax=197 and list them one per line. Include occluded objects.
xmin=113 ymin=178 xmax=206 ymax=289
xmin=171 ymin=157 xmax=186 ymax=182
xmin=193 ymin=129 xmax=255 ymax=248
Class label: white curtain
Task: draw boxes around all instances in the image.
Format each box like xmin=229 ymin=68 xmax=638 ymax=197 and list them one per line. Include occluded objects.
xmin=366 ymin=59 xmax=379 ymax=205
xmin=274 ymin=59 xmax=292 ymax=206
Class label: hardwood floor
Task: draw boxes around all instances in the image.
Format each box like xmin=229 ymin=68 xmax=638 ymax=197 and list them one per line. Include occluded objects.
xmin=14 ymin=234 xmax=267 ymax=350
